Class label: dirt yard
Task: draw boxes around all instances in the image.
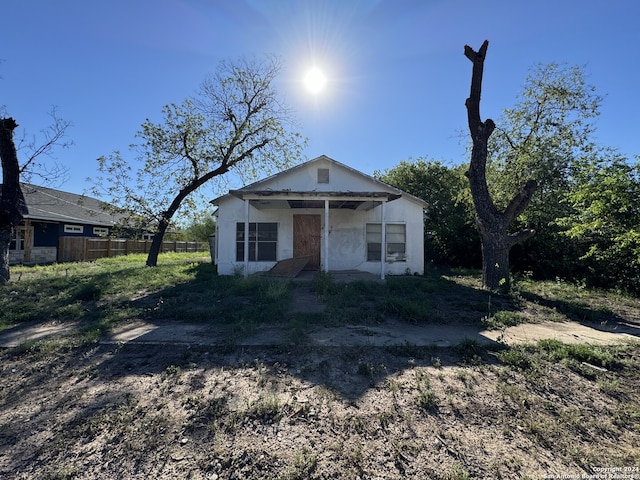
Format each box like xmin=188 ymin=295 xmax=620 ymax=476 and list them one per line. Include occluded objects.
xmin=1 ymin=338 xmax=639 ymax=479
xmin=1 ymin=270 xmax=639 ymax=479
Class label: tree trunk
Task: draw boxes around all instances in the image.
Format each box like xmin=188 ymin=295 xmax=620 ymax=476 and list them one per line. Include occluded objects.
xmin=0 ymin=226 xmax=12 ymax=283
xmin=0 ymin=118 xmax=27 ymax=284
xmin=464 ymin=42 xmax=537 ymax=292
xmin=146 ymin=218 xmax=170 ymax=267
xmin=144 ymin=173 xmax=222 ymax=267
xmin=477 ymin=223 xmax=510 ymax=290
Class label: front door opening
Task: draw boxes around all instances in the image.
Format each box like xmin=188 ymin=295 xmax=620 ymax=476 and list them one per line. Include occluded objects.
xmin=293 ymin=214 xmax=321 ymax=270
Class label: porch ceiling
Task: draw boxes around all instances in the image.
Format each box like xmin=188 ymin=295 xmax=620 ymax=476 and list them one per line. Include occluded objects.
xmin=229 ymin=190 xmax=401 ymax=211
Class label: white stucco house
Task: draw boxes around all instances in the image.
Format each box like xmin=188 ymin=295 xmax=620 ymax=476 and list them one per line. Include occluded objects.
xmin=211 ymin=155 xmax=427 ymax=279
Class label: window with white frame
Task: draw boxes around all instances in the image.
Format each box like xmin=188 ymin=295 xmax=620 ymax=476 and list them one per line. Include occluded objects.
xmin=10 ymin=227 xmax=26 ymax=251
xmin=93 ymin=227 xmax=109 ymax=236
xmin=64 ymin=224 xmax=83 ymax=234
xmin=366 ymin=223 xmax=406 ymax=262
xmin=236 ymin=222 xmax=277 ymax=261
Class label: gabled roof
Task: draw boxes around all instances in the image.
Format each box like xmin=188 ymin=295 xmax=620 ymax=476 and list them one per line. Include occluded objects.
xmin=8 ymin=183 xmax=123 ymax=226
xmin=211 ymin=155 xmax=428 ymax=208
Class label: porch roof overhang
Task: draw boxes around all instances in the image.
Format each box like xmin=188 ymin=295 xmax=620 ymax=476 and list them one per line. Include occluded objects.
xmin=228 ymin=190 xmax=401 ymax=211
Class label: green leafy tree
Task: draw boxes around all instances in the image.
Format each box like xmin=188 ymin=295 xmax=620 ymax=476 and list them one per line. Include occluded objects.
xmin=467 ymin=50 xmax=604 ymax=287
xmin=182 ymin=211 xmax=216 ymax=243
xmin=92 ymin=56 xmax=305 ymax=266
xmin=375 ymin=159 xmax=479 ymax=267
xmin=559 ymin=156 xmax=640 ymax=293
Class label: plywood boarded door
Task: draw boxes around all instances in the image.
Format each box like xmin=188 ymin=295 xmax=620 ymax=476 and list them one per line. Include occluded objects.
xmin=293 ymin=214 xmax=321 ymax=269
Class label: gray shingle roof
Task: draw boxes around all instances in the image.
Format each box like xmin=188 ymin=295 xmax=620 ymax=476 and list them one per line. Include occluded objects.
xmin=16 ymin=184 xmax=122 ymax=226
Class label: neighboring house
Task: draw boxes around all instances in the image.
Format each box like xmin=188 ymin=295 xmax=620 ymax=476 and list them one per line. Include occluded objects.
xmin=211 ymin=155 xmax=427 ymax=279
xmin=7 ymin=183 xmax=123 ymax=265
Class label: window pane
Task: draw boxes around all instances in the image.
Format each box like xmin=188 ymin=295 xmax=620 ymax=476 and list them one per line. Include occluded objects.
xmin=366 ymin=224 xmax=381 ymax=243
xmin=367 ymin=242 xmax=381 ymax=261
xmin=237 ymin=223 xmax=277 ymax=262
xmin=257 ymin=242 xmax=277 ymax=261
xmin=387 ymin=243 xmax=406 ymax=262
xmin=236 ymin=241 xmax=256 ymax=261
xmin=386 ymin=224 xmax=406 ymax=243
xmin=386 ymin=224 xmax=405 ymax=234
xmin=258 ymin=223 xmax=278 ymax=241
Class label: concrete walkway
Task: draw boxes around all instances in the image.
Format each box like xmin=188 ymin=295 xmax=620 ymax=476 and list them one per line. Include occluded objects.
xmin=1 ymin=316 xmax=637 ymax=349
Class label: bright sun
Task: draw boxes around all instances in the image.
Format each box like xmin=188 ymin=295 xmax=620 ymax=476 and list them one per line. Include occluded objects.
xmin=304 ymin=67 xmax=327 ymax=94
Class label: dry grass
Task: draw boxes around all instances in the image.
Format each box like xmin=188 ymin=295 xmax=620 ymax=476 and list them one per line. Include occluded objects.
xmin=1 ymin=254 xmax=639 ymax=478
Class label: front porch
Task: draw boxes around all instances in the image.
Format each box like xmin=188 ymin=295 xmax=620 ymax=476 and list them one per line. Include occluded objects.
xmin=229 ymin=189 xmax=401 ymax=280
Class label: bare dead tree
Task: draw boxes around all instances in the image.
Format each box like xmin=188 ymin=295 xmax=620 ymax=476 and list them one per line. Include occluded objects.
xmin=0 ymin=112 xmax=71 ymax=283
xmin=464 ymin=40 xmax=537 ymax=291
xmin=0 ymin=118 xmax=27 ymax=283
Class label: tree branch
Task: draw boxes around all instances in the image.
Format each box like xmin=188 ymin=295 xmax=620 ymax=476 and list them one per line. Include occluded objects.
xmin=503 ymin=179 xmax=538 ymax=222
xmin=508 ymin=228 xmax=536 ymax=247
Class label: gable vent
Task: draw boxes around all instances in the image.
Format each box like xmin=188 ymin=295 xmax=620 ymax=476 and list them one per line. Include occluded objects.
xmin=317 ymin=168 xmax=329 ymax=184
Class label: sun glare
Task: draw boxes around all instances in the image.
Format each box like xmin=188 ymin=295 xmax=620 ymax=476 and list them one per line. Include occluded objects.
xmin=304 ymin=67 xmax=327 ymax=94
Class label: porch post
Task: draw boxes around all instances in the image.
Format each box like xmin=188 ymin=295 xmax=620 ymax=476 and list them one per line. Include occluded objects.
xmin=244 ymin=199 xmax=249 ymax=278
xmin=324 ymin=199 xmax=329 ymax=272
xmin=23 ymin=219 xmax=32 ymax=264
xmin=380 ymin=201 xmax=386 ymax=280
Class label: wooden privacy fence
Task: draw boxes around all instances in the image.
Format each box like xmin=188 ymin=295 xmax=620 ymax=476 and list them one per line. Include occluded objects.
xmin=58 ymin=237 xmax=207 ymax=263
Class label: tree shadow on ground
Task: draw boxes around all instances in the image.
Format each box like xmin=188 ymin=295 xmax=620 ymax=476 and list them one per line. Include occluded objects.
xmin=0 ymin=337 xmax=504 ymax=477
xmin=3 ymin=265 xmax=640 ymax=478
xmin=517 ymin=290 xmax=640 ymax=339
xmin=95 ymin=267 xmax=507 ymax=401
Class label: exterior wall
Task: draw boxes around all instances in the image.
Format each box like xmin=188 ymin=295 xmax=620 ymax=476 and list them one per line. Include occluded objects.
xmin=34 ymin=222 xmax=58 ymax=247
xmin=56 ymin=223 xmax=112 ymax=238
xmin=253 ymin=157 xmax=391 ymax=193
xmin=9 ymin=247 xmax=57 ymax=265
xmin=8 ymin=220 xmax=113 ymax=265
xmin=215 ymin=196 xmax=424 ymax=276
xmin=328 ymin=198 xmax=424 ymax=275
xmin=215 ymin=157 xmax=426 ymax=277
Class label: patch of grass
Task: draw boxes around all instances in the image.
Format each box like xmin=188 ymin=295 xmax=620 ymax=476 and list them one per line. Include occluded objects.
xmin=537 ymin=338 xmax=617 ymax=370
xmin=1 ymin=253 xmax=219 ymax=337
xmin=499 ymin=347 xmax=532 ymax=371
xmin=514 ymin=277 xmax=640 ymax=326
xmin=286 ymin=447 xmax=318 ymax=480
xmin=455 ymin=338 xmax=486 ymax=364
xmin=483 ymin=310 xmax=526 ymax=330
xmin=445 ymin=463 xmax=471 ymax=480
xmin=40 ymin=467 xmax=79 ymax=480
xmin=385 ymin=343 xmax=438 ymax=365
xmin=246 ymin=394 xmax=285 ymax=423
xmin=284 ymin=313 xmax=320 ymax=345
xmin=499 ymin=340 xmax=619 ymax=382
xmin=379 ymin=296 xmax=432 ymax=322
xmin=310 ymin=271 xmax=338 ymax=296
xmin=414 ymin=370 xmax=438 ymax=413
xmin=322 ymin=280 xmax=385 ymax=326
xmin=380 ymin=277 xmax=436 ymax=322
xmin=186 ymin=394 xmax=231 ymax=435
xmin=161 ymin=364 xmax=182 ymax=380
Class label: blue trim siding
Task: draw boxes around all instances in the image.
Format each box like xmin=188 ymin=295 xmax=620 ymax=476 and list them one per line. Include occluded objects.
xmin=29 ymin=221 xmax=111 ymax=248
xmin=33 ymin=222 xmax=58 ymax=247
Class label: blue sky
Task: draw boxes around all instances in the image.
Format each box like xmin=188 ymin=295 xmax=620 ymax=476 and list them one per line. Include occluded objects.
xmin=3 ymin=0 xmax=638 ymax=197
